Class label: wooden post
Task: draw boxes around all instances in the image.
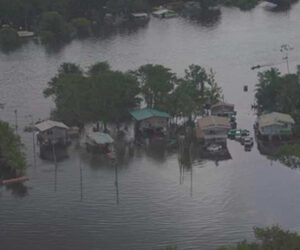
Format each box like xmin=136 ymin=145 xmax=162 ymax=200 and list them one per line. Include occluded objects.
xmin=52 ymin=142 xmax=57 ymax=192
xmin=79 ymin=157 xmax=83 ymax=201
xmin=30 ymin=115 xmax=36 ymax=168
xmin=114 ymin=162 xmax=119 ymax=205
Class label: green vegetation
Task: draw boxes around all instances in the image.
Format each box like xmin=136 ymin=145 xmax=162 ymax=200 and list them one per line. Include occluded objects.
xmin=71 ymin=18 xmax=92 ymax=38
xmin=255 ymin=68 xmax=300 ymax=117
xmin=273 ymin=141 xmax=300 ymax=169
xmin=134 ymin=64 xmax=176 ymax=110
xmin=221 ymin=0 xmax=259 ymax=10
xmin=0 ymin=26 xmax=19 ymax=51
xmin=44 ymin=62 xmax=141 ymax=128
xmin=0 ymin=121 xmax=27 ymax=179
xmin=39 ymin=11 xmax=72 ymax=44
xmin=166 ymin=65 xmax=222 ymax=120
xmin=44 ymin=62 xmax=222 ymax=127
xmin=217 ymin=225 xmax=300 ymax=250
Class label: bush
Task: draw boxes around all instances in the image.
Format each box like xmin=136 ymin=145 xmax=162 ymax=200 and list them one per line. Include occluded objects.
xmin=71 ymin=17 xmax=92 ymax=38
xmin=39 ymin=11 xmax=72 ymax=44
xmin=217 ymin=225 xmax=300 ymax=250
xmin=0 ymin=121 xmax=27 ymax=178
xmin=0 ymin=27 xmax=20 ymax=51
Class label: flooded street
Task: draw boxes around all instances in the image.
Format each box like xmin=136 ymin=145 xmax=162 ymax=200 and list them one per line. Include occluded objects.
xmin=1 ymin=3 xmax=300 ymax=250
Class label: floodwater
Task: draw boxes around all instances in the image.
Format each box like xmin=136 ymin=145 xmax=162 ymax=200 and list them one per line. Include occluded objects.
xmin=1 ymin=3 xmax=300 ymax=250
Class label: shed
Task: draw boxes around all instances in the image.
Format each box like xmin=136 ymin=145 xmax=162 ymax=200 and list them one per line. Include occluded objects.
xmin=258 ymin=112 xmax=295 ymax=136
xmin=35 ymin=120 xmax=69 ymax=146
xmin=196 ymin=116 xmax=231 ymax=145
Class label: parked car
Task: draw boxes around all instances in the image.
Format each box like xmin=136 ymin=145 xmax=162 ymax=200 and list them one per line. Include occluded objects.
xmin=244 ymin=137 xmax=254 ymax=147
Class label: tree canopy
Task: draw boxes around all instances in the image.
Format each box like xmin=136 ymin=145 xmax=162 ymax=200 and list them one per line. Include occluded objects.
xmin=255 ymin=68 xmax=300 ymax=116
xmin=217 ymin=225 xmax=300 ymax=250
xmin=0 ymin=121 xmax=27 ymax=179
xmin=44 ymin=62 xmax=222 ymax=127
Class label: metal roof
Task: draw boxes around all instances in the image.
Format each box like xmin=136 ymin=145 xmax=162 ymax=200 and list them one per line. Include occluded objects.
xmin=129 ymin=108 xmax=171 ymax=121
xmin=87 ymin=132 xmax=114 ymax=145
xmin=35 ymin=120 xmax=69 ymax=132
xmin=132 ymin=13 xmax=148 ymax=17
xmin=197 ymin=116 xmax=231 ymax=129
xmin=211 ymin=102 xmax=234 ymax=109
xmin=258 ymin=112 xmax=295 ymax=128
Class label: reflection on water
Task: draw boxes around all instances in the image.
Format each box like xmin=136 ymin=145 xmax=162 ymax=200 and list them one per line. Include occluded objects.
xmin=3 ymin=182 xmax=29 ymax=198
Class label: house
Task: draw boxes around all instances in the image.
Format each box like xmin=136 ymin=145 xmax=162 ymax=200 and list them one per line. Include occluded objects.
xmin=129 ymin=108 xmax=171 ymax=139
xmin=35 ymin=120 xmax=69 ymax=146
xmin=257 ymin=112 xmax=295 ymax=139
xmin=85 ymin=130 xmax=114 ymax=155
xmin=211 ymin=102 xmax=235 ymax=117
xmin=195 ymin=116 xmax=231 ymax=145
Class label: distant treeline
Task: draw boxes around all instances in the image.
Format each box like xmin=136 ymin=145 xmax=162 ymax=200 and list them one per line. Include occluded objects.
xmin=0 ymin=0 xmax=266 ymax=30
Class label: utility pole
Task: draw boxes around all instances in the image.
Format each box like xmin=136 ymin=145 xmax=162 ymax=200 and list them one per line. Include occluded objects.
xmin=280 ymin=44 xmax=293 ymax=74
xmin=26 ymin=114 xmax=36 ymax=168
xmin=14 ymin=109 xmax=18 ymax=134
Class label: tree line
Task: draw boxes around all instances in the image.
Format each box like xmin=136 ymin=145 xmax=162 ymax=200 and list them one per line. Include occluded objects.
xmin=255 ymin=67 xmax=300 ymax=121
xmin=0 ymin=0 xmax=261 ymax=31
xmin=44 ymin=62 xmax=222 ymax=128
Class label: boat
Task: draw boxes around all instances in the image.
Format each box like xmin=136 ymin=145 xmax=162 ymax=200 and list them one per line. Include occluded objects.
xmin=17 ymin=31 xmax=34 ymax=38
xmin=152 ymin=9 xmax=178 ymax=18
xmin=206 ymin=144 xmax=222 ymax=153
xmin=131 ymin=13 xmax=150 ymax=22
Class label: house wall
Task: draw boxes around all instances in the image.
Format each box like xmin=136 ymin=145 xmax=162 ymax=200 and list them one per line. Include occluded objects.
xmin=39 ymin=127 xmax=68 ymax=145
xmin=259 ymin=123 xmax=292 ymax=135
xmin=203 ymin=127 xmax=229 ymax=139
xmin=139 ymin=117 xmax=168 ymax=129
xmin=196 ymin=125 xmax=229 ymax=145
xmin=211 ymin=106 xmax=234 ymax=116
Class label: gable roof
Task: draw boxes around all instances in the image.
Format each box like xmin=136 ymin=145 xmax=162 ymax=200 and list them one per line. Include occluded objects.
xmin=258 ymin=112 xmax=295 ymax=128
xmin=87 ymin=132 xmax=114 ymax=144
xmin=129 ymin=108 xmax=171 ymax=121
xmin=211 ymin=102 xmax=234 ymax=109
xmin=35 ymin=120 xmax=69 ymax=132
xmin=197 ymin=116 xmax=231 ymax=129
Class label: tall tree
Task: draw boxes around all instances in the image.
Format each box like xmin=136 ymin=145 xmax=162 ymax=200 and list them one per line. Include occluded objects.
xmin=135 ymin=64 xmax=175 ymax=109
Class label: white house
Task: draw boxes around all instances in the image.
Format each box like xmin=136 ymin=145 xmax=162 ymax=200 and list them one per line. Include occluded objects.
xmin=258 ymin=112 xmax=295 ymax=137
xmin=35 ymin=120 xmax=69 ymax=146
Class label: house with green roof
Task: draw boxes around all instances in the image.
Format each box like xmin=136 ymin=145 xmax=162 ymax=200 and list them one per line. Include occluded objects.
xmin=129 ymin=108 xmax=171 ymax=139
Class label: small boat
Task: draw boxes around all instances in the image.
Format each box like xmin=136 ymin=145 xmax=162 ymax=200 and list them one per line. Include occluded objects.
xmin=17 ymin=31 xmax=34 ymax=38
xmin=152 ymin=9 xmax=178 ymax=18
xmin=206 ymin=144 xmax=222 ymax=153
xmin=131 ymin=13 xmax=150 ymax=22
